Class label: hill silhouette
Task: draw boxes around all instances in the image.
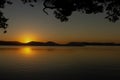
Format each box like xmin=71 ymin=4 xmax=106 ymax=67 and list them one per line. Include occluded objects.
xmin=0 ymin=41 xmax=120 ymax=46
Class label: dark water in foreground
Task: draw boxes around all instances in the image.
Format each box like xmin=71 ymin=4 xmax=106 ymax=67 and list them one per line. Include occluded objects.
xmin=0 ymin=46 xmax=120 ymax=80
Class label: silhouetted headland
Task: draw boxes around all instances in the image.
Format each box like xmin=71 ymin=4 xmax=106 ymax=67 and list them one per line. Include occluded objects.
xmin=0 ymin=41 xmax=120 ymax=46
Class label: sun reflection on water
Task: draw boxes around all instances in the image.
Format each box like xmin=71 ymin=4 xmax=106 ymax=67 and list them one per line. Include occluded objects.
xmin=21 ymin=47 xmax=32 ymax=56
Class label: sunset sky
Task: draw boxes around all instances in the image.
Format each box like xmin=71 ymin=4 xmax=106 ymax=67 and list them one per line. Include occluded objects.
xmin=0 ymin=0 xmax=120 ymax=43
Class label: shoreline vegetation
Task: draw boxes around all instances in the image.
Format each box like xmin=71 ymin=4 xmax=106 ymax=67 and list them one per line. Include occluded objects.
xmin=0 ymin=41 xmax=120 ymax=46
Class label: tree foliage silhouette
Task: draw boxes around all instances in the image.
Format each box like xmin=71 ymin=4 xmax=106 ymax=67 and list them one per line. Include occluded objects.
xmin=20 ymin=0 xmax=120 ymax=22
xmin=0 ymin=0 xmax=12 ymax=33
xmin=0 ymin=0 xmax=120 ymax=32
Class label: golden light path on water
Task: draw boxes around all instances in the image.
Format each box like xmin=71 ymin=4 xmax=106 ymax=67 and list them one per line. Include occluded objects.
xmin=20 ymin=47 xmax=33 ymax=56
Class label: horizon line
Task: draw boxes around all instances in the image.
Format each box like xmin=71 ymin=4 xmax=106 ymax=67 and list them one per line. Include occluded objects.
xmin=0 ymin=40 xmax=120 ymax=44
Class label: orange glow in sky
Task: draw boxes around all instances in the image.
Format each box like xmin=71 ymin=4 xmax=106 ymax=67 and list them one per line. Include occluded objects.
xmin=23 ymin=38 xmax=32 ymax=43
xmin=19 ymin=34 xmax=35 ymax=43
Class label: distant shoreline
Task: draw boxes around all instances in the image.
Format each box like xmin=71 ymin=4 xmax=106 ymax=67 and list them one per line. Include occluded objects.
xmin=0 ymin=41 xmax=120 ymax=46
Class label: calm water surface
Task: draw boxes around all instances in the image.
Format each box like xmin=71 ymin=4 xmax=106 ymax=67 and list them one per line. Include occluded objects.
xmin=0 ymin=46 xmax=120 ymax=80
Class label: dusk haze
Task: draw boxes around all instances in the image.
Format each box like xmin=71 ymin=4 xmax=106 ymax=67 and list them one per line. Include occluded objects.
xmin=0 ymin=0 xmax=120 ymax=43
xmin=0 ymin=0 xmax=120 ymax=80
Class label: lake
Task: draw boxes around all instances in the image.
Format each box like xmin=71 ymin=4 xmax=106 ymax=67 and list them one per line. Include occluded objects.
xmin=0 ymin=46 xmax=120 ymax=80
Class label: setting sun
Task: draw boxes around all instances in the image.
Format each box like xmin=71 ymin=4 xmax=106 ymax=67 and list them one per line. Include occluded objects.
xmin=20 ymin=35 xmax=34 ymax=43
xmin=17 ymin=33 xmax=38 ymax=43
xmin=23 ymin=38 xmax=32 ymax=43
